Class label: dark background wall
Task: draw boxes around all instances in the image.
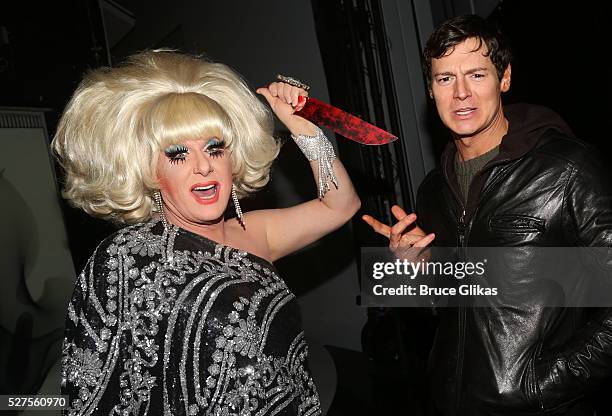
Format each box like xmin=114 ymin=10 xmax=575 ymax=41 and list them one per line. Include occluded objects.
xmin=427 ymin=0 xmax=611 ymax=157
xmin=1 ymin=0 xmax=367 ymax=350
xmin=1 ymin=0 xmax=611 ymax=415
xmin=1 ymin=1 xmax=365 ymax=414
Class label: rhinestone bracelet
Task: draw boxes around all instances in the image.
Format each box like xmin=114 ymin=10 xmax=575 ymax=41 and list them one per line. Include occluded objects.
xmin=291 ymin=127 xmax=339 ymax=199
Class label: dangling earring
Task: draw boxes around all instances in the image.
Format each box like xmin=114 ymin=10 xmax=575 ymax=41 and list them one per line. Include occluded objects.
xmin=232 ymin=184 xmax=244 ymax=228
xmin=154 ymin=190 xmax=168 ymax=229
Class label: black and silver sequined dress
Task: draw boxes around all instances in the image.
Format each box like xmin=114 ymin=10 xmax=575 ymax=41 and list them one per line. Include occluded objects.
xmin=61 ymin=220 xmax=321 ymax=416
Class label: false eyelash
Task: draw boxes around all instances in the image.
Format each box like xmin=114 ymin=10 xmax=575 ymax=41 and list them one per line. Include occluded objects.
xmin=205 ymin=138 xmax=227 ymax=158
xmin=164 ymin=144 xmax=189 ymax=164
xmin=164 ymin=144 xmax=189 ymax=156
xmin=169 ymin=157 xmax=186 ymax=165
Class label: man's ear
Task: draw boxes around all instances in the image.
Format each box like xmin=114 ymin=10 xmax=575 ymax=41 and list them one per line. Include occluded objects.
xmin=500 ymin=64 xmax=512 ymax=92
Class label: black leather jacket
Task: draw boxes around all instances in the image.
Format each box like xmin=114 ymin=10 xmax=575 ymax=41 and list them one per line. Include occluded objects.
xmin=417 ymin=104 xmax=612 ymax=415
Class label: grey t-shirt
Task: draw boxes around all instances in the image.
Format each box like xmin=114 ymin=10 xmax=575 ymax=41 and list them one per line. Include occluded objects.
xmin=454 ymin=146 xmax=499 ymax=204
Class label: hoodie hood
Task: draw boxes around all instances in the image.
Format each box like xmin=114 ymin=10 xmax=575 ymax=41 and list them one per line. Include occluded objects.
xmin=441 ymin=103 xmax=575 ymax=169
xmin=497 ymin=103 xmax=574 ymax=160
xmin=439 ymin=103 xmax=575 ymax=213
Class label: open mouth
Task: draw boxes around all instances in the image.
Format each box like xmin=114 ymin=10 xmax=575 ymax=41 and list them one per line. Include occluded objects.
xmin=190 ymin=182 xmax=220 ymax=204
xmin=454 ymin=107 xmax=476 ymax=116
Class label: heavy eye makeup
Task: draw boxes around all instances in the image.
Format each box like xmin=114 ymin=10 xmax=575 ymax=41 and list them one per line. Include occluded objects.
xmin=164 ymin=138 xmax=226 ymax=165
xmin=204 ymin=137 xmax=227 ymax=158
xmin=164 ymin=144 xmax=189 ymax=164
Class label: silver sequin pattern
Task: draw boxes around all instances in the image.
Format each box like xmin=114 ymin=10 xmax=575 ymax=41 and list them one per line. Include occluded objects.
xmin=61 ymin=220 xmax=321 ymax=415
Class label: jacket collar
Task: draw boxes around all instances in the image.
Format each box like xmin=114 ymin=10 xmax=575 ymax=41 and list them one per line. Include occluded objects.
xmin=441 ymin=103 xmax=574 ymax=182
xmin=439 ymin=103 xmax=574 ymax=212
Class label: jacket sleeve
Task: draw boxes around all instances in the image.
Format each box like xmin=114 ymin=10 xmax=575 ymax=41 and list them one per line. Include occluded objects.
xmin=535 ymin=153 xmax=612 ymax=412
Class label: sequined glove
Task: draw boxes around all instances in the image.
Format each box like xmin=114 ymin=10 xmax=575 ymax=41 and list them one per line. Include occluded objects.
xmin=291 ymin=126 xmax=338 ymax=199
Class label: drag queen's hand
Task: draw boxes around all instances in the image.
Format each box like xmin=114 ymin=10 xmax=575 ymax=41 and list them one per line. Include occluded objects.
xmin=257 ymin=82 xmax=316 ymax=136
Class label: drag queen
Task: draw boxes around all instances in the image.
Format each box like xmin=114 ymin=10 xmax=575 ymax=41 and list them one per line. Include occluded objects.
xmin=53 ymin=50 xmax=360 ymax=415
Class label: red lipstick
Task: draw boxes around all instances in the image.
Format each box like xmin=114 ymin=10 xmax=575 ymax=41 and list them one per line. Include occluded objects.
xmin=190 ymin=181 xmax=220 ymax=205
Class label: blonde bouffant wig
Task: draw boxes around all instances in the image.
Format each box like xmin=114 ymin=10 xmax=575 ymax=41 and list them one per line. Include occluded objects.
xmin=52 ymin=50 xmax=280 ymax=224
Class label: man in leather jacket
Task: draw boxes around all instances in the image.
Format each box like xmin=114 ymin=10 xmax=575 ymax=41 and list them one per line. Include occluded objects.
xmin=363 ymin=15 xmax=612 ymax=415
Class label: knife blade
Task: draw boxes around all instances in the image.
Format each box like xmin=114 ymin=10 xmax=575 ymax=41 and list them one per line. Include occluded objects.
xmin=295 ymin=97 xmax=398 ymax=145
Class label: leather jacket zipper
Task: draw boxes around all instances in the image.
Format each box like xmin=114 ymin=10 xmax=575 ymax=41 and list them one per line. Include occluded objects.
xmin=442 ymin=155 xmax=476 ymax=413
xmin=443 ymin=152 xmax=514 ymax=413
xmin=455 ymin=208 xmax=467 ymax=413
xmin=458 ymin=209 xmax=466 ymax=247
xmin=455 ymin=305 xmax=466 ymax=412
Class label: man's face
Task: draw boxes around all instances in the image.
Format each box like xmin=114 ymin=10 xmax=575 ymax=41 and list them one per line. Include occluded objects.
xmin=156 ymin=136 xmax=233 ymax=226
xmin=430 ymin=37 xmax=511 ymax=139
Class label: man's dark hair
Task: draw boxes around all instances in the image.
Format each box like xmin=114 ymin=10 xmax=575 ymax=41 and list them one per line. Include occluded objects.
xmin=422 ymin=15 xmax=512 ymax=88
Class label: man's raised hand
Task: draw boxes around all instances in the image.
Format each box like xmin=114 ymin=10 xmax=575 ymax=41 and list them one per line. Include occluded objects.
xmin=362 ymin=205 xmax=435 ymax=258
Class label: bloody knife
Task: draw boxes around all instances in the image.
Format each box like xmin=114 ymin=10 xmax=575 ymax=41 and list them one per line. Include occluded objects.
xmin=295 ymin=97 xmax=398 ymax=145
